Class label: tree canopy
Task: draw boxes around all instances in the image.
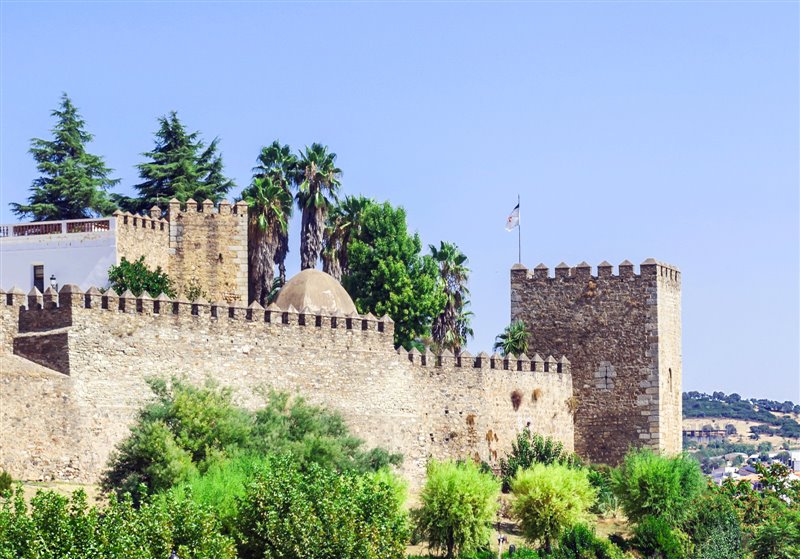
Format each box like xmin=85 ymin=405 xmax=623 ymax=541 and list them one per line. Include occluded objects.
xmin=114 ymin=111 xmax=234 ymax=213
xmin=343 ymin=201 xmax=445 ymax=349
xmin=11 ymin=93 xmax=119 ymax=221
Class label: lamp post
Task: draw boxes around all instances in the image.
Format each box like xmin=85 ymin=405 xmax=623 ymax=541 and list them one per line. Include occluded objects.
xmin=49 ymin=274 xmax=58 ymax=291
xmin=497 ymin=535 xmax=508 ymax=559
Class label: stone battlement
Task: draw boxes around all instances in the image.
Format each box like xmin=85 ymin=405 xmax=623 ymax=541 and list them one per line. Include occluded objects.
xmin=0 ymin=282 xmax=575 ymax=487
xmin=512 ymin=258 xmax=680 ymax=282
xmin=2 ymin=284 xmax=569 ymax=377
xmin=167 ymin=197 xmax=249 ymax=216
xmin=510 ymin=257 xmax=682 ymax=464
xmin=403 ymin=348 xmax=569 ymax=374
xmin=113 ymin=211 xmax=168 ymax=232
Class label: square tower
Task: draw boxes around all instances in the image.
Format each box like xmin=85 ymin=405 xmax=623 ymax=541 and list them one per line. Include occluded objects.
xmin=510 ymin=259 xmax=682 ymax=464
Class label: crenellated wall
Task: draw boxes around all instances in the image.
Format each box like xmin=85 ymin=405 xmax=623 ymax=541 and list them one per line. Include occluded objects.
xmin=167 ymin=198 xmax=248 ymax=304
xmin=0 ymin=285 xmax=574 ymax=487
xmin=114 ymin=210 xmax=170 ymax=272
xmin=109 ymin=199 xmax=248 ymax=305
xmin=510 ymin=259 xmax=682 ymax=464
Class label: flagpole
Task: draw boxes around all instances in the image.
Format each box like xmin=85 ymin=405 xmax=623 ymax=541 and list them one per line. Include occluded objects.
xmin=517 ymin=194 xmax=521 ymax=264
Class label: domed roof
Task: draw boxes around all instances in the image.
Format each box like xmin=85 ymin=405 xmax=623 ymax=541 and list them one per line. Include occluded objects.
xmin=275 ymin=269 xmax=358 ymax=315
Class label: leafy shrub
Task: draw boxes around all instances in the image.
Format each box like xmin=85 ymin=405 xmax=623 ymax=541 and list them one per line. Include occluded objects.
xmin=586 ymin=465 xmax=619 ymax=517
xmin=169 ymin=453 xmax=268 ymax=533
xmin=413 ymin=459 xmax=500 ymax=559
xmin=750 ymin=510 xmax=800 ymax=559
xmin=551 ymin=524 xmax=625 ymax=559
xmin=510 ymin=462 xmax=597 ymax=552
xmin=500 ymin=428 xmax=579 ymax=491
xmin=108 ymin=255 xmax=175 ymax=297
xmin=236 ymin=457 xmax=408 ymax=559
xmin=685 ymin=491 xmax=743 ymax=559
xmin=611 ymin=449 xmax=705 ymax=526
xmin=0 ymin=486 xmax=235 ymax=559
xmin=102 ymin=378 xmax=251 ymax=504
xmin=103 ymin=380 xmax=401 ymax=503
xmin=0 ymin=471 xmax=12 ymax=495
xmin=631 ymin=516 xmax=693 ymax=559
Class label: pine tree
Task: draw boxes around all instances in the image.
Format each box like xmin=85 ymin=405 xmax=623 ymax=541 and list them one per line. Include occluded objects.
xmin=10 ymin=93 xmax=119 ymax=221
xmin=115 ymin=112 xmax=234 ymax=213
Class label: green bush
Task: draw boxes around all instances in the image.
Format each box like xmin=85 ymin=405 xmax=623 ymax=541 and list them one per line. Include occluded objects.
xmin=611 ymin=449 xmax=705 ymax=526
xmin=108 ymin=255 xmax=175 ymax=297
xmin=750 ymin=510 xmax=800 ymax=559
xmin=102 ymin=380 xmax=401 ymax=503
xmin=631 ymin=516 xmax=693 ymax=559
xmin=510 ymin=462 xmax=597 ymax=552
xmin=551 ymin=524 xmax=625 ymax=559
xmin=0 ymin=471 xmax=12 ymax=495
xmin=499 ymin=429 xmax=579 ymax=491
xmin=685 ymin=491 xmax=743 ymax=559
xmin=586 ymin=465 xmax=619 ymax=517
xmin=235 ymin=457 xmax=408 ymax=559
xmin=413 ymin=459 xmax=500 ymax=559
xmin=0 ymin=487 xmax=235 ymax=559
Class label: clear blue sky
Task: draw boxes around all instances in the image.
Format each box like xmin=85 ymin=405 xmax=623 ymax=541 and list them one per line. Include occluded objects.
xmin=1 ymin=1 xmax=797 ymax=401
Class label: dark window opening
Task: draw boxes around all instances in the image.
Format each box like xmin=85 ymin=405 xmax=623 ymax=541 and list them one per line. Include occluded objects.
xmin=33 ymin=265 xmax=44 ymax=292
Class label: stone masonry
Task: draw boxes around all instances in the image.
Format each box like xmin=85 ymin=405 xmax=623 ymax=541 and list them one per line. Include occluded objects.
xmin=113 ymin=199 xmax=248 ymax=304
xmin=0 ymin=286 xmax=573 ymax=487
xmin=510 ymin=259 xmax=682 ymax=464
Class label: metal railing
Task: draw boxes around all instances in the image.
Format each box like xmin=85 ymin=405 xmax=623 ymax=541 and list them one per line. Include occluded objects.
xmin=0 ymin=218 xmax=113 ymax=238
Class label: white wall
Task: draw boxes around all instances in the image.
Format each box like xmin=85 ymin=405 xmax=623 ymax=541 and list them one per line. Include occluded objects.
xmin=0 ymin=221 xmax=117 ymax=292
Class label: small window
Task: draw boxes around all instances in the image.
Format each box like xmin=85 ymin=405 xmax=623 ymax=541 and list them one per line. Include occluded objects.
xmin=33 ymin=265 xmax=44 ymax=292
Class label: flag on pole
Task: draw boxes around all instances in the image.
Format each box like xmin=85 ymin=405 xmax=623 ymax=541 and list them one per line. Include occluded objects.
xmin=505 ymin=203 xmax=520 ymax=231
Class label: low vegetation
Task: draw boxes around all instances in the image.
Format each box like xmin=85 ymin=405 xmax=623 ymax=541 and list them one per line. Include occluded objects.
xmin=3 ymin=383 xmax=800 ymax=559
xmin=107 ymin=256 xmax=175 ymax=298
xmin=412 ymin=460 xmax=500 ymax=559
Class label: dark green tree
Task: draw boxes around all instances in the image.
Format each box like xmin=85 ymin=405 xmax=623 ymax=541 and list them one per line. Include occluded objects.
xmin=11 ymin=93 xmax=119 ymax=221
xmin=115 ymin=112 xmax=234 ymax=213
xmin=252 ymin=141 xmax=298 ymax=284
xmin=343 ymin=201 xmax=445 ymax=348
xmin=293 ymin=143 xmax=342 ymax=270
xmin=429 ymin=241 xmax=473 ymax=353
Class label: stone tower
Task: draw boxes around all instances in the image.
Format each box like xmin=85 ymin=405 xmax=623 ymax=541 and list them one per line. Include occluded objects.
xmin=510 ymin=259 xmax=682 ymax=464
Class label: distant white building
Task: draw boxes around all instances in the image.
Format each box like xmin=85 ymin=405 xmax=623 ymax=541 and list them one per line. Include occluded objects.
xmin=0 ymin=217 xmax=118 ymax=292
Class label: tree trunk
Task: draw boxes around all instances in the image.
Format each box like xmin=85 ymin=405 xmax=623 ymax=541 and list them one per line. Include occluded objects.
xmin=446 ymin=532 xmax=455 ymax=559
xmin=248 ymin=221 xmax=274 ymax=306
xmin=300 ymin=205 xmax=325 ymax=270
xmin=275 ymin=232 xmax=289 ymax=284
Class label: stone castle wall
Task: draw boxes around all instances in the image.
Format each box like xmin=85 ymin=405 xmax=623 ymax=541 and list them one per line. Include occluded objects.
xmin=510 ymin=259 xmax=682 ymax=464
xmin=656 ymin=267 xmax=682 ymax=455
xmin=167 ymin=199 xmax=248 ymax=304
xmin=114 ymin=211 xmax=170 ymax=272
xmin=0 ymin=287 xmax=574 ymax=486
xmin=112 ymin=200 xmax=248 ymax=304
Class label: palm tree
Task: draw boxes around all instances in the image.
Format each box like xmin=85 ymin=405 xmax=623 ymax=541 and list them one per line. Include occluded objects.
xmin=430 ymin=241 xmax=472 ymax=353
xmin=493 ymin=320 xmax=529 ymax=356
xmin=322 ymin=195 xmax=372 ymax=281
xmin=252 ymin=141 xmax=297 ymax=283
xmin=241 ymin=175 xmax=293 ymax=306
xmin=294 ymin=143 xmax=342 ymax=270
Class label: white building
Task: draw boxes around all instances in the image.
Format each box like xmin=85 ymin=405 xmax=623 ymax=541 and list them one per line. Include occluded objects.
xmin=0 ymin=217 xmax=119 ymax=292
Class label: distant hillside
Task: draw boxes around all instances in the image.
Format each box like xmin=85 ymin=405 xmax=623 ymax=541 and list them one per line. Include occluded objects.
xmin=683 ymin=391 xmax=800 ymax=439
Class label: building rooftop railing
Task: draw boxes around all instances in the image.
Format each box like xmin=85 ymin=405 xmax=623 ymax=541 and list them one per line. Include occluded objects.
xmin=0 ymin=217 xmax=113 ymax=238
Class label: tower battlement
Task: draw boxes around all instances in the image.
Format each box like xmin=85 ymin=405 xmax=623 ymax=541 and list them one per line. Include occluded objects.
xmin=510 ymin=258 xmax=682 ymax=464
